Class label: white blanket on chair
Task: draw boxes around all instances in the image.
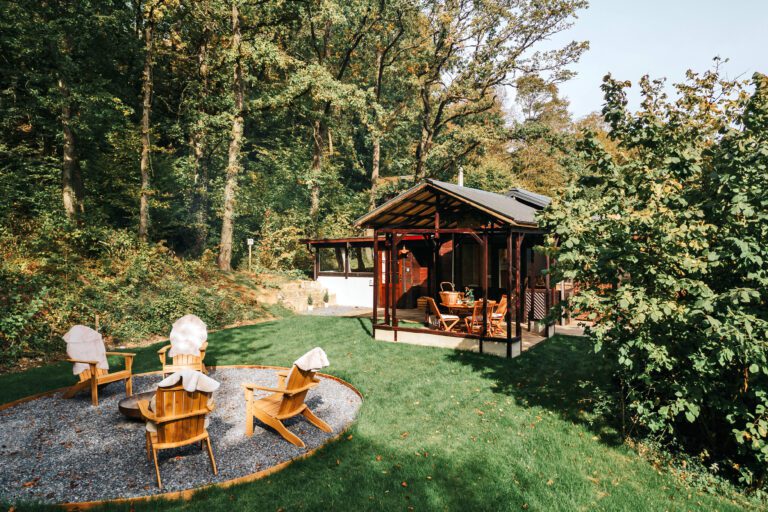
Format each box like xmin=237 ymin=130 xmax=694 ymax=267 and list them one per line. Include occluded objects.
xmin=168 ymin=314 xmax=208 ymax=358
xmin=293 ymin=347 xmax=330 ymax=372
xmin=158 ymin=369 xmax=220 ymax=393
xmin=63 ymin=325 xmax=109 ymax=375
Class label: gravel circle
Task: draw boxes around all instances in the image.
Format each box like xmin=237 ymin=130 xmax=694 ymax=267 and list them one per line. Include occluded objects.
xmin=0 ymin=367 xmax=361 ymax=505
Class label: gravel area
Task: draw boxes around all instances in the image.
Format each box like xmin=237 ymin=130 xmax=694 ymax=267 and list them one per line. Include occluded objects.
xmin=0 ymin=368 xmax=361 ymax=505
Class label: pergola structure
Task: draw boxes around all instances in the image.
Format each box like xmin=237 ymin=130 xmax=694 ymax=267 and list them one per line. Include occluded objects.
xmin=355 ymin=179 xmax=555 ymax=358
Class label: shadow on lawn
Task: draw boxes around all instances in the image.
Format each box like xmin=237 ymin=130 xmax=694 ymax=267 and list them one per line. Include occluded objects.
xmin=445 ymin=335 xmax=623 ymax=446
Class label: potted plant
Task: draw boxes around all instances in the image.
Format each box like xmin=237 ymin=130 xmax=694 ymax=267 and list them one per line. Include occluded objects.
xmin=307 ymin=295 xmax=314 ymax=312
xmin=323 ymin=290 xmax=329 ymax=308
xmin=464 ymin=287 xmax=475 ymax=306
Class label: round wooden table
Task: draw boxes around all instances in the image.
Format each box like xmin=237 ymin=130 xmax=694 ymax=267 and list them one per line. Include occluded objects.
xmin=441 ymin=300 xmax=496 ymax=317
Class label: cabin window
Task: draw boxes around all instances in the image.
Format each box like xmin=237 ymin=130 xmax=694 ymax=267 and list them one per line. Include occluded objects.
xmin=348 ymin=246 xmax=374 ymax=274
xmin=318 ymin=247 xmax=345 ymax=273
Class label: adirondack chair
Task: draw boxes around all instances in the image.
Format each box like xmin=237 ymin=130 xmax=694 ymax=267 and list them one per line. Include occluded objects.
xmin=426 ymin=297 xmax=460 ymax=331
xmin=242 ymin=348 xmax=332 ymax=448
xmin=62 ymin=325 xmax=135 ymax=406
xmin=490 ymin=295 xmax=508 ymax=336
xmin=157 ymin=342 xmax=208 ymax=376
xmin=138 ymin=373 xmax=218 ymax=489
xmin=157 ymin=314 xmax=208 ymax=376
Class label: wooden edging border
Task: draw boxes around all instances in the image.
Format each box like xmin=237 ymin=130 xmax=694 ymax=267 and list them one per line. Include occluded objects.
xmin=0 ymin=365 xmax=363 ymax=511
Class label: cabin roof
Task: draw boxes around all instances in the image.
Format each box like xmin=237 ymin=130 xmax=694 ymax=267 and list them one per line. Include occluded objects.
xmin=354 ymin=179 xmax=550 ymax=230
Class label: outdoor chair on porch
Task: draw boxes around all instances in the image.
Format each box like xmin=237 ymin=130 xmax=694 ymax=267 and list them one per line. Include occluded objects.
xmin=465 ymin=300 xmax=494 ymax=336
xmin=490 ymin=295 xmax=508 ymax=336
xmin=426 ymin=297 xmax=460 ymax=332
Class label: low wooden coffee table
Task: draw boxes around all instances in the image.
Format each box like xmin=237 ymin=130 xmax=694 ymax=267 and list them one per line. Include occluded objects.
xmin=118 ymin=391 xmax=154 ymax=420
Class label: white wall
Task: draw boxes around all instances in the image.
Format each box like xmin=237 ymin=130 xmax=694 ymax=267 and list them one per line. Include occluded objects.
xmin=317 ymin=275 xmax=374 ymax=308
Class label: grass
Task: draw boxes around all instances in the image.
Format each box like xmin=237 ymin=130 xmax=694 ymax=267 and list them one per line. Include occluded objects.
xmin=0 ymin=316 xmax=756 ymax=511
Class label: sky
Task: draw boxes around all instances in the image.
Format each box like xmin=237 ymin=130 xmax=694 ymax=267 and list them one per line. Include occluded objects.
xmin=543 ymin=0 xmax=768 ymax=119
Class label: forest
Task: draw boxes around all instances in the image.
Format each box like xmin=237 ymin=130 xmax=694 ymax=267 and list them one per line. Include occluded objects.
xmin=1 ymin=0 xmax=589 ymax=269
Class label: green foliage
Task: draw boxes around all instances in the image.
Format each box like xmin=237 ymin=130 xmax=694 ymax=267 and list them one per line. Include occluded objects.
xmin=0 ymin=223 xmax=271 ymax=369
xmin=541 ymin=65 xmax=768 ymax=490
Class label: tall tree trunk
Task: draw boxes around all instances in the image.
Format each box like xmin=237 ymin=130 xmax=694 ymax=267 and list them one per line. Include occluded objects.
xmin=58 ymin=77 xmax=84 ymax=220
xmin=370 ymin=136 xmax=380 ymax=211
xmin=217 ymin=0 xmax=244 ymax=271
xmin=414 ymin=86 xmax=433 ymax=181
xmin=414 ymin=126 xmax=432 ymax=181
xmin=369 ymin=48 xmax=384 ymax=211
xmin=189 ymin=127 xmax=208 ymax=256
xmin=138 ymin=15 xmax=154 ymax=242
xmin=309 ymin=119 xmax=324 ymax=220
xmin=189 ymin=37 xmax=209 ymax=257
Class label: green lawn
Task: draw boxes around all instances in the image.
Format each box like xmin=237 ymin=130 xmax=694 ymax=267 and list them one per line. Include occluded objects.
xmin=1 ymin=316 xmax=755 ymax=511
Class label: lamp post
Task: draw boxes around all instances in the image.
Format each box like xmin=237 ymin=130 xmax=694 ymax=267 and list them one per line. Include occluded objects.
xmin=247 ymin=238 xmax=254 ymax=272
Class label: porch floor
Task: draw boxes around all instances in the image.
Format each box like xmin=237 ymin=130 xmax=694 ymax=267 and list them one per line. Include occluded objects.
xmin=351 ymin=308 xmax=584 ymax=358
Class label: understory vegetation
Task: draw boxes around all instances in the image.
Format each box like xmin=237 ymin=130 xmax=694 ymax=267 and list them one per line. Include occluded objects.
xmin=0 ymin=317 xmax=761 ymax=511
xmin=0 ymin=222 xmax=278 ymax=370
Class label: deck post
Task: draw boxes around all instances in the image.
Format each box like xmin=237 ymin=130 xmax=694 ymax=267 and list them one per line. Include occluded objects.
xmin=312 ymin=246 xmax=318 ymax=280
xmin=392 ymin=233 xmax=400 ymax=330
xmin=528 ymin=241 xmax=536 ymax=331
xmin=372 ymin=229 xmax=379 ymax=331
xmin=544 ymin=253 xmax=551 ymax=338
xmin=384 ymin=232 xmax=391 ymax=326
xmin=480 ymin=231 xmax=488 ymax=354
xmin=515 ymin=234 xmax=523 ymax=339
xmin=506 ymin=229 xmax=513 ymax=358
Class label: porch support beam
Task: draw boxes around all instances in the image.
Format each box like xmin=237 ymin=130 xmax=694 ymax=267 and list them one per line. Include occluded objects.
xmin=384 ymin=233 xmax=391 ymax=326
xmin=391 ymin=233 xmax=402 ymax=330
xmin=506 ymin=229 xmax=513 ymax=358
xmin=372 ymin=229 xmax=379 ymax=331
xmin=515 ymin=233 xmax=524 ymax=339
xmin=545 ymin=253 xmax=552 ymax=338
xmin=480 ymin=231 xmax=488 ymax=354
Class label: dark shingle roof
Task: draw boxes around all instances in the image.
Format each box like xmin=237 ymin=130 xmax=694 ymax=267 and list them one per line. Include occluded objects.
xmin=354 ymin=179 xmax=550 ymax=229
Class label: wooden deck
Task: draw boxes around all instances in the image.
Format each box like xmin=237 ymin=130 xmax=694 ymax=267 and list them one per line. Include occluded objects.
xmin=349 ymin=308 xmax=584 ymax=358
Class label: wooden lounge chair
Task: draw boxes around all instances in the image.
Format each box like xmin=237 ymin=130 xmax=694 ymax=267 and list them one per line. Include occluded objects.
xmin=426 ymin=297 xmax=460 ymax=332
xmin=63 ymin=352 xmax=135 ymax=406
xmin=465 ymin=300 xmax=492 ymax=335
xmin=490 ymin=295 xmax=508 ymax=336
xmin=242 ymin=366 xmax=332 ymax=448
xmin=157 ymin=341 xmax=208 ymax=376
xmin=138 ymin=382 xmax=217 ymax=489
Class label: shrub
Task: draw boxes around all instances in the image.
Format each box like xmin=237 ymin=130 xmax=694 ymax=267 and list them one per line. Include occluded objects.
xmin=541 ymin=69 xmax=768 ymax=489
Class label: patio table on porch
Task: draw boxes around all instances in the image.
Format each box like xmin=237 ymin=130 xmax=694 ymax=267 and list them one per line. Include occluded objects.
xmin=441 ymin=300 xmax=496 ymax=318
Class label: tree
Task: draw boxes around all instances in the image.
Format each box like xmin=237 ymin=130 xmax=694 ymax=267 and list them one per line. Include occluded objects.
xmin=507 ymin=75 xmax=574 ymax=193
xmin=138 ymin=1 xmax=157 ymax=241
xmin=412 ymin=0 xmax=588 ymax=180
xmin=217 ymin=0 xmax=245 ymax=271
xmin=541 ymin=66 xmax=768 ymax=488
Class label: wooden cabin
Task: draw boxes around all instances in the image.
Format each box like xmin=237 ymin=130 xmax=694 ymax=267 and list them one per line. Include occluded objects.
xmin=305 ymin=179 xmax=574 ymax=357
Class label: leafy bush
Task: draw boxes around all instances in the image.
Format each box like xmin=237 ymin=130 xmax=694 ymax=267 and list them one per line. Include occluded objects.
xmin=0 ymin=225 xmax=275 ymax=370
xmin=542 ymin=69 xmax=768 ymax=489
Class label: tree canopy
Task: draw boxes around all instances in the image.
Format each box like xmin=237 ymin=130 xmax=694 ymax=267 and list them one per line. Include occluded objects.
xmin=0 ymin=0 xmax=587 ymax=269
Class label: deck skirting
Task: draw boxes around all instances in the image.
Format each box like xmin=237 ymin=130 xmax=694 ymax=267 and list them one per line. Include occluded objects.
xmin=374 ymin=326 xmax=522 ymax=358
